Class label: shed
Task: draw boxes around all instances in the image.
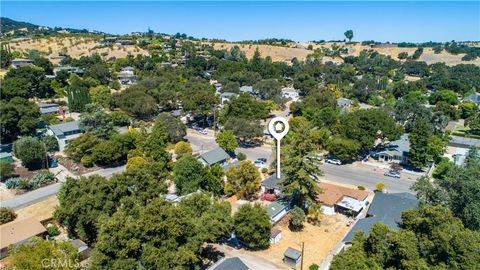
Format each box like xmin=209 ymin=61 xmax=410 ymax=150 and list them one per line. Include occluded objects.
xmin=270 ymin=228 xmax=282 ymax=244
xmin=283 ymin=247 xmax=302 ymax=269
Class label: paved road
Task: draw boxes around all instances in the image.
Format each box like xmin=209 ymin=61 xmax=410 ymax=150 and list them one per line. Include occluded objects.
xmin=186 ymin=129 xmax=273 ymax=163
xmin=319 ymin=163 xmax=417 ymax=193
xmin=1 ymin=182 xmax=63 ymax=209
xmin=1 ymin=165 xmax=127 ymax=210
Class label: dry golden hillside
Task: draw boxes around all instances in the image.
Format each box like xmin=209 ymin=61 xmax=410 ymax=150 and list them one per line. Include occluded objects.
xmin=7 ymin=36 xmax=149 ymax=64
xmin=212 ymin=41 xmax=480 ymax=66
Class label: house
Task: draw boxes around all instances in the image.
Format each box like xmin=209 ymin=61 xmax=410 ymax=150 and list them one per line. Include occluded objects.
xmin=376 ymin=134 xmax=410 ymax=164
xmin=336 ymin=98 xmax=353 ymax=108
xmin=0 ymin=217 xmax=46 ymax=258
xmin=447 ymin=136 xmax=480 ymax=165
xmin=11 ymin=58 xmax=34 ymax=68
xmin=261 ymin=173 xmax=284 ymax=200
xmin=464 ymin=93 xmax=480 ymax=106
xmin=53 ymin=66 xmax=84 ymax=75
xmin=267 ymin=200 xmax=289 ymax=224
xmin=220 ymin=92 xmax=238 ymax=105
xmin=343 ymin=192 xmax=418 ymax=244
xmin=68 ymin=239 xmax=90 ymax=260
xmin=281 ymin=87 xmax=300 ymax=101
xmin=317 ymin=183 xmax=369 ymax=217
xmin=239 ymin=86 xmax=254 ymax=95
xmin=197 ymin=148 xmax=230 ymax=167
xmin=117 ymin=66 xmax=136 ymax=85
xmin=207 ymin=257 xmax=250 ymax=270
xmin=46 ymin=121 xmax=83 ymax=151
xmin=116 ymin=40 xmax=135 ymax=46
xmin=270 ymin=228 xmax=282 ymax=244
xmin=38 ymin=103 xmax=60 ymax=115
xmin=283 ymin=247 xmax=302 ymax=269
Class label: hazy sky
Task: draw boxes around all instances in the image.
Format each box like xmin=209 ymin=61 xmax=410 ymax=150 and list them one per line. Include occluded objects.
xmin=2 ymin=1 xmax=479 ymax=42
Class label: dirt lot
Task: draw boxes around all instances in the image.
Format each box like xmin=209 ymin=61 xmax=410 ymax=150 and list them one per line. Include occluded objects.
xmin=15 ymin=195 xmax=58 ymax=222
xmin=245 ymin=214 xmax=350 ymax=268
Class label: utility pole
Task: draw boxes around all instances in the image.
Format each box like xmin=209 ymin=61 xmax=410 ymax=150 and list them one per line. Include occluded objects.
xmin=300 ymin=242 xmax=304 ymax=270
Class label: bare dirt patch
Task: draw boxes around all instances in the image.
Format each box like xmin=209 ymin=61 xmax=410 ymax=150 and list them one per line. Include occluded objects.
xmin=15 ymin=195 xmax=58 ymax=222
xmin=245 ymin=214 xmax=350 ymax=268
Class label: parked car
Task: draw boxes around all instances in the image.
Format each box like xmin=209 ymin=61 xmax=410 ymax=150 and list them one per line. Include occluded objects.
xmin=325 ymin=158 xmax=342 ymax=165
xmin=384 ymin=170 xmax=401 ymax=178
xmin=198 ymin=129 xmax=208 ymax=135
xmin=254 ymin=159 xmax=266 ymax=167
xmin=256 ymin=158 xmax=267 ymax=163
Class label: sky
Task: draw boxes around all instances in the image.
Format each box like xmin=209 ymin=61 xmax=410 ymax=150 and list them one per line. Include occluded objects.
xmin=1 ymin=1 xmax=479 ymax=42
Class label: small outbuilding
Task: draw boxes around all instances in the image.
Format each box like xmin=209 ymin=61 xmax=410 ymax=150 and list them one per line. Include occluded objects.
xmin=283 ymin=247 xmax=302 ymax=269
xmin=270 ymin=228 xmax=282 ymax=244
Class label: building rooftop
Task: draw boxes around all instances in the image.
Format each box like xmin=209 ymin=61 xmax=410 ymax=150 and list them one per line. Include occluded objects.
xmin=449 ymin=135 xmax=480 ymax=148
xmin=378 ymin=134 xmax=410 ymax=156
xmin=0 ymin=217 xmax=46 ymax=249
xmin=198 ymin=148 xmax=230 ymax=165
xmin=261 ymin=173 xmax=285 ymax=189
xmin=266 ymin=200 xmax=289 ymax=218
xmin=317 ymin=182 xmax=369 ymax=207
xmin=464 ymin=93 xmax=480 ymax=104
xmin=239 ymin=86 xmax=254 ymax=94
xmin=336 ymin=98 xmax=353 ymax=107
xmin=208 ymin=257 xmax=250 ymax=270
xmin=284 ymin=247 xmax=302 ymax=260
xmin=48 ymin=121 xmax=81 ymax=137
xmin=343 ymin=192 xmax=418 ymax=243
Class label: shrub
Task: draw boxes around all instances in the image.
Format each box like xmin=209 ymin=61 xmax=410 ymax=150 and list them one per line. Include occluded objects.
xmin=0 ymin=160 xmax=14 ymax=179
xmin=42 ymin=135 xmax=59 ymax=152
xmin=290 ymin=206 xmax=306 ymax=231
xmin=237 ymin=152 xmax=246 ymax=161
xmin=81 ymin=155 xmax=94 ymax=167
xmin=5 ymin=177 xmax=21 ymax=189
xmin=357 ymin=186 xmax=366 ymax=190
xmin=47 ymin=224 xmax=60 ymax=237
xmin=17 ymin=179 xmax=32 ymax=190
xmin=30 ymin=173 xmax=55 ymax=189
xmin=13 ymin=137 xmax=47 ymax=169
xmin=174 ymin=141 xmax=192 ymax=158
xmin=261 ymin=167 xmax=268 ymax=174
xmin=376 ymin=182 xmax=385 ymax=192
xmin=309 ymin=264 xmax=320 ymax=270
xmin=0 ymin=207 xmax=17 ymax=225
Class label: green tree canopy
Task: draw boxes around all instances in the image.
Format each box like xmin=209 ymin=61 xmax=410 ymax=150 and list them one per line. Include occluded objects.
xmin=225 ymin=160 xmax=261 ymax=199
xmin=13 ymin=136 xmax=46 ymax=169
xmin=234 ymin=203 xmax=272 ymax=249
xmin=216 ymin=130 xmax=239 ymax=153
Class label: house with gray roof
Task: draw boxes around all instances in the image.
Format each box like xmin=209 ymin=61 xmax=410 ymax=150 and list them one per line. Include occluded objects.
xmin=336 ymin=98 xmax=353 ymax=108
xmin=207 ymin=257 xmax=250 ymax=270
xmin=197 ymin=148 xmax=230 ymax=167
xmin=46 ymin=121 xmax=83 ymax=151
xmin=376 ymin=134 xmax=410 ymax=164
xmin=343 ymin=192 xmax=418 ymax=244
xmin=464 ymin=93 xmax=480 ymax=106
xmin=266 ymin=200 xmax=290 ymax=224
xmin=239 ymin=85 xmax=254 ymax=95
xmin=38 ymin=103 xmax=60 ymax=115
xmin=220 ymin=92 xmax=238 ymax=105
xmin=261 ymin=172 xmax=285 ymax=196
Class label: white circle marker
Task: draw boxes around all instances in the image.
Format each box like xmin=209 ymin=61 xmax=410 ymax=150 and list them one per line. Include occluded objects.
xmin=268 ymin=117 xmax=289 ymax=179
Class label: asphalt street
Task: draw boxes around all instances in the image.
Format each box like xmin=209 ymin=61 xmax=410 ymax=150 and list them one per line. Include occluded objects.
xmin=320 ymin=163 xmax=417 ymax=193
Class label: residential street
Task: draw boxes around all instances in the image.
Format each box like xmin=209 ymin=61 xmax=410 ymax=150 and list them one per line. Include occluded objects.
xmin=320 ymin=163 xmax=417 ymax=194
xmin=1 ymin=165 xmax=127 ymax=210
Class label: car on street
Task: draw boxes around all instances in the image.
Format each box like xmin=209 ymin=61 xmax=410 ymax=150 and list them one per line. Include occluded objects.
xmin=198 ymin=129 xmax=208 ymax=135
xmin=325 ymin=158 xmax=342 ymax=165
xmin=384 ymin=170 xmax=401 ymax=178
xmin=254 ymin=158 xmax=266 ymax=167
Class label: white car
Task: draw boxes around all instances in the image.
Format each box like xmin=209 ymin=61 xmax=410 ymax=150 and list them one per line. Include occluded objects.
xmin=198 ymin=129 xmax=208 ymax=135
xmin=325 ymin=158 xmax=342 ymax=165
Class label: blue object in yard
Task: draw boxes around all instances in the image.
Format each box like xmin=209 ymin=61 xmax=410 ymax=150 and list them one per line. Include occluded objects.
xmin=0 ymin=152 xmax=13 ymax=163
xmin=48 ymin=156 xmax=58 ymax=168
